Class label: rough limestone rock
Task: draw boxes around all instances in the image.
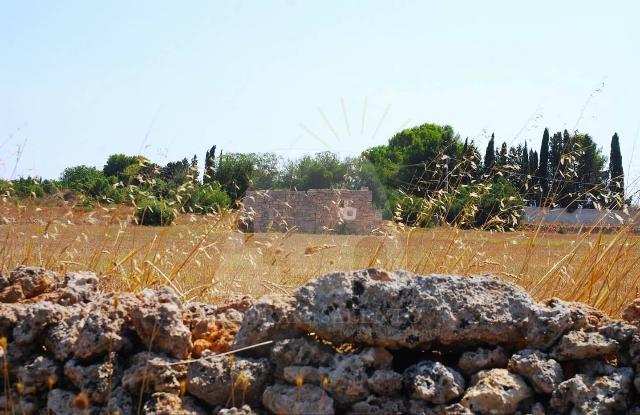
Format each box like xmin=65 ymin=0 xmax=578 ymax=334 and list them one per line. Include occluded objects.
xmin=73 ymin=294 xmax=134 ymax=360
xmin=358 ymin=347 xmax=394 ymax=370
xmin=0 ymin=302 xmax=27 ymax=336
xmin=108 ymin=386 xmax=135 ymax=415
xmin=186 ymin=354 xmax=271 ymax=407
xmin=44 ymin=304 xmax=89 ymax=361
xmin=46 ymin=389 xmax=93 ymax=415
xmin=550 ymin=367 xmax=633 ymax=414
xmin=142 ymin=392 xmax=208 ymax=415
xmin=623 ymin=298 xmax=640 ymax=326
xmin=551 ymin=330 xmax=620 ymax=361
xmin=460 ymin=369 xmax=533 ymax=415
xmin=12 ymin=302 xmax=68 ymax=346
xmin=49 ymin=271 xmax=99 ymax=305
xmin=457 ymin=346 xmax=508 ymax=376
xmin=64 ymin=356 xmax=115 ymax=403
xmin=403 ymin=361 xmax=465 ymax=404
xmin=508 ymin=349 xmax=563 ymax=394
xmin=190 ymin=306 xmax=244 ymax=357
xmin=15 ymin=355 xmax=61 ymax=395
xmin=269 ymin=337 xmax=334 ymax=377
xmin=283 ymin=365 xmax=328 ymax=385
xmin=185 ymin=299 xmax=252 ymax=357
xmin=122 ymin=351 xmax=187 ymax=395
xmin=325 ymin=353 xmax=370 ymax=406
xmin=347 ymin=396 xmax=406 ymax=415
xmin=366 ymin=369 xmax=403 ymax=396
xmin=128 ymin=287 xmax=193 ymax=359
xmin=0 ymin=266 xmax=57 ymax=302
xmin=232 ymin=294 xmax=303 ymax=351
xmin=217 ymin=405 xmax=258 ymax=415
xmin=262 ymin=384 xmax=334 ymax=415
xmin=527 ymin=298 xmax=608 ymax=351
xmin=293 ymin=269 xmax=534 ymax=348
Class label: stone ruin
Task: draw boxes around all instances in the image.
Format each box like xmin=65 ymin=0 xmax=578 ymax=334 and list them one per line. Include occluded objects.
xmin=241 ymin=189 xmax=383 ymax=234
xmin=3 ymin=267 xmax=640 ymax=414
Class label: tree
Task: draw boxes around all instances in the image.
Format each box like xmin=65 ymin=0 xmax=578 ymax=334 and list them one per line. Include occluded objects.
xmin=60 ymin=165 xmax=112 ymax=199
xmin=484 ymin=133 xmax=496 ymax=170
xmin=537 ymin=128 xmax=550 ymax=203
xmin=363 ymin=123 xmax=464 ymax=196
xmin=161 ymin=158 xmax=191 ymax=185
xmin=203 ymin=145 xmax=217 ymax=184
xmin=609 ymin=132 xmax=624 ymax=208
xmin=214 ymin=153 xmax=257 ymax=200
xmin=190 ymin=155 xmax=199 ymax=182
xmin=497 ymin=142 xmax=508 ymax=167
xmin=103 ymin=154 xmax=140 ymax=181
xmin=529 ymin=150 xmax=538 ymax=178
xmin=575 ymin=134 xmax=607 ymax=207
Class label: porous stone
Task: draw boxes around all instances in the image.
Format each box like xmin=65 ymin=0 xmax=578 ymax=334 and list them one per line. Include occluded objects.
xmin=460 ymin=369 xmax=533 ymax=415
xmin=457 ymin=346 xmax=508 ymax=376
xmin=508 ymin=349 xmax=563 ymax=394
xmin=186 ymin=354 xmax=271 ymax=407
xmin=50 ymin=271 xmax=99 ymax=305
xmin=0 ymin=266 xmax=57 ymax=302
xmin=44 ymin=304 xmax=89 ymax=361
xmin=142 ymin=392 xmax=208 ymax=415
xmin=367 ymin=369 xmax=403 ymax=396
xmin=347 ymin=396 xmax=406 ymax=415
xmin=73 ymin=294 xmax=135 ymax=360
xmin=46 ymin=389 xmax=96 ymax=415
xmin=262 ymin=384 xmax=334 ymax=415
xmin=269 ymin=337 xmax=334 ymax=377
xmin=527 ymin=298 xmax=608 ymax=351
xmin=325 ymin=353 xmax=370 ymax=407
xmin=64 ymin=357 xmax=115 ymax=404
xmin=282 ymin=365 xmax=328 ymax=385
xmin=190 ymin=307 xmax=244 ymax=357
xmin=0 ymin=302 xmax=27 ymax=336
xmin=217 ymin=405 xmax=258 ymax=415
xmin=293 ymin=269 xmax=534 ymax=348
xmin=15 ymin=355 xmax=60 ymax=395
xmin=403 ymin=361 xmax=465 ymax=404
xmin=551 ymin=330 xmax=620 ymax=361
xmin=128 ymin=287 xmax=193 ymax=359
xmin=13 ymin=302 xmax=68 ymax=346
xmin=232 ymin=294 xmax=303 ymax=351
xmin=108 ymin=386 xmax=135 ymax=415
xmin=623 ymin=298 xmax=640 ymax=326
xmin=358 ymin=347 xmax=394 ymax=370
xmin=122 ymin=351 xmax=187 ymax=395
xmin=550 ymin=367 xmax=633 ymax=414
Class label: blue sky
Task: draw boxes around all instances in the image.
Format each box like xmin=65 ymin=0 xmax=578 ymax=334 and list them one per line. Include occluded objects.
xmin=1 ymin=1 xmax=639 ymax=191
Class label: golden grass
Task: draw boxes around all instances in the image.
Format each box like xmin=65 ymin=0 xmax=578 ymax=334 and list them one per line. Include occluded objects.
xmin=1 ymin=202 xmax=639 ymax=317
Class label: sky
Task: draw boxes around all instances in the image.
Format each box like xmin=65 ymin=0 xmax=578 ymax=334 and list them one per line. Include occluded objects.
xmin=1 ymin=1 xmax=639 ymax=192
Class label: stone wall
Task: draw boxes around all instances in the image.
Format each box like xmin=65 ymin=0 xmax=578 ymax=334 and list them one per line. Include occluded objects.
xmin=524 ymin=206 xmax=640 ymax=228
xmin=241 ymin=189 xmax=383 ymax=234
xmin=4 ymin=266 xmax=640 ymax=414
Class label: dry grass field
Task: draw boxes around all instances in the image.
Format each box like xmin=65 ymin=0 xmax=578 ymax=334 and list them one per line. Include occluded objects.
xmin=1 ymin=202 xmax=639 ymax=317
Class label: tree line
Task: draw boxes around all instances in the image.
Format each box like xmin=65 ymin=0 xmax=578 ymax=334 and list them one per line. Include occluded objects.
xmin=0 ymin=122 xmax=628 ymax=227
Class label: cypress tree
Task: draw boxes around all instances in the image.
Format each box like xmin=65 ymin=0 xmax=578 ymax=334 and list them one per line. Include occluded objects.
xmin=497 ymin=142 xmax=508 ymax=166
xmin=522 ymin=142 xmax=530 ymax=175
xmin=609 ymin=132 xmax=624 ymax=208
xmin=204 ymin=145 xmax=217 ymax=184
xmin=529 ymin=149 xmax=538 ymax=177
xmin=537 ymin=128 xmax=550 ymax=204
xmin=484 ymin=133 xmax=496 ymax=170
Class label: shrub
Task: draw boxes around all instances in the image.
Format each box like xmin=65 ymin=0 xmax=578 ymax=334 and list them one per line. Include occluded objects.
xmin=187 ymin=184 xmax=231 ymax=214
xmin=135 ymin=199 xmax=177 ymax=226
xmin=472 ymin=178 xmax=524 ymax=230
